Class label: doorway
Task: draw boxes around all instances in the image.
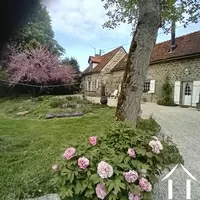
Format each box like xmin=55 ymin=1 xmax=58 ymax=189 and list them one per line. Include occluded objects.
xmin=182 ymin=82 xmax=193 ymax=106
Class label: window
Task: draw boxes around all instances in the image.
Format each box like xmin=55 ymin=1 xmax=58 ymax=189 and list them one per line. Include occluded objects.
xmin=143 ymin=81 xmax=150 ymax=92
xmin=185 ymin=83 xmax=191 ymax=95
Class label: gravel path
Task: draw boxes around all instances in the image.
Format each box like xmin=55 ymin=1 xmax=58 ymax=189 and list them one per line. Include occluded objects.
xmin=141 ymin=103 xmax=200 ymax=200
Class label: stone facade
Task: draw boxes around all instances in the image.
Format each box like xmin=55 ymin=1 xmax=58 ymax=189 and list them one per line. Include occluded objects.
xmin=82 ymin=47 xmax=126 ymax=96
xmin=145 ymin=56 xmax=200 ymax=103
xmin=108 ymin=56 xmax=200 ymax=105
xmin=82 ymin=31 xmax=200 ymax=106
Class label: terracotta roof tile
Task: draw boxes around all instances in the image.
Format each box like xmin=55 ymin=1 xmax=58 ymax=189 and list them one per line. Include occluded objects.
xmin=82 ymin=66 xmax=91 ymax=74
xmin=89 ymin=56 xmax=101 ymax=63
xmin=111 ymin=31 xmax=200 ymax=72
xmin=150 ymin=31 xmax=200 ymax=63
xmin=83 ymin=46 xmax=123 ymax=75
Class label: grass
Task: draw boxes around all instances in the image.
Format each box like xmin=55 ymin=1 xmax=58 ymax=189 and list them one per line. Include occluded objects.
xmin=0 ymin=95 xmax=103 ymax=119
xmin=0 ymin=96 xmax=115 ymax=199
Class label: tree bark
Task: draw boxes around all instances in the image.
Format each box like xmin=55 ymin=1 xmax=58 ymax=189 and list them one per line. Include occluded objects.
xmin=116 ymin=0 xmax=162 ymax=126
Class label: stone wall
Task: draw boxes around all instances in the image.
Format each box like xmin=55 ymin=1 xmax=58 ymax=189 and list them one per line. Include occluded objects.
xmin=82 ymin=47 xmax=126 ymax=96
xmin=144 ymin=56 xmax=200 ymax=102
xmin=83 ymin=53 xmax=200 ymax=101
xmin=82 ymin=73 xmax=101 ymax=96
xmin=106 ymin=56 xmax=200 ymax=102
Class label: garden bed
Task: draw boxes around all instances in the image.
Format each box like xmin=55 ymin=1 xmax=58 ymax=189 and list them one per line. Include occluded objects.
xmin=0 ymin=95 xmax=104 ymax=119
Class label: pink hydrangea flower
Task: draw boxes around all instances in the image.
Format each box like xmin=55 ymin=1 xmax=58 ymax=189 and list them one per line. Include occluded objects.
xmin=63 ymin=147 xmax=76 ymax=160
xmin=123 ymin=170 xmax=138 ymax=183
xmin=97 ymin=161 xmax=113 ymax=178
xmin=52 ymin=164 xmax=58 ymax=171
xmin=78 ymin=157 xmax=89 ymax=169
xmin=128 ymin=192 xmax=141 ymax=200
xmin=149 ymin=140 xmax=163 ymax=154
xmin=89 ymin=136 xmax=97 ymax=145
xmin=95 ymin=183 xmax=107 ymax=200
xmin=139 ymin=178 xmax=152 ymax=192
xmin=128 ymin=148 xmax=136 ymax=158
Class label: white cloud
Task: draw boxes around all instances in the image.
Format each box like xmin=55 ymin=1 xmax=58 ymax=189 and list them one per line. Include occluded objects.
xmin=44 ymin=0 xmax=132 ymax=41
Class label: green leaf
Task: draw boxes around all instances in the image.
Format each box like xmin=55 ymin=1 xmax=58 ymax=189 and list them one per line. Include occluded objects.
xmin=90 ymin=174 xmax=99 ymax=181
xmin=108 ymin=192 xmax=118 ymax=200
xmin=65 ymin=188 xmax=73 ymax=197
xmin=107 ymin=182 xmax=115 ymax=193
xmin=74 ymin=182 xmax=82 ymax=195
xmin=146 ymin=152 xmax=153 ymax=158
xmin=120 ymin=196 xmax=128 ymax=200
xmin=69 ymin=173 xmax=74 ymax=183
xmin=124 ymin=156 xmax=130 ymax=164
xmin=85 ymin=189 xmax=94 ymax=198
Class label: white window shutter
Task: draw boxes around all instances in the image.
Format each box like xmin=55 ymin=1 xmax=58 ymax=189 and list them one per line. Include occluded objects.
xmin=86 ymin=81 xmax=89 ymax=91
xmin=96 ymin=79 xmax=99 ymax=89
xmin=174 ymin=81 xmax=181 ymax=105
xmin=118 ymin=83 xmax=122 ymax=94
xmin=192 ymin=81 xmax=200 ymax=106
xmin=148 ymin=80 xmax=155 ymax=93
xmin=90 ymin=81 xmax=93 ymax=91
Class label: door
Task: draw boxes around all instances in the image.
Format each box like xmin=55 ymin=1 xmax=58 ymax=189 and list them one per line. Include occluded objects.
xmin=182 ymin=82 xmax=193 ymax=106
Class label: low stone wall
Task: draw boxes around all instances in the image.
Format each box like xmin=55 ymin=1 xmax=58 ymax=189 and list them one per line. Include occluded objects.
xmin=86 ymin=96 xmax=118 ymax=107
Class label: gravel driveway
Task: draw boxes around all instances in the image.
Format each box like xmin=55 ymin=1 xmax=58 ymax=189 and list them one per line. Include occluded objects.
xmin=141 ymin=103 xmax=200 ymax=200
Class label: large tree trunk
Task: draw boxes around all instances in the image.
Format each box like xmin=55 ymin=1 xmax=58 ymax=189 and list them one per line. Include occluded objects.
xmin=116 ymin=0 xmax=162 ymax=126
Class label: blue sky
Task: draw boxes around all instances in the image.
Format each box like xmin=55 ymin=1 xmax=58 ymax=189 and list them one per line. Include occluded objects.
xmin=45 ymin=0 xmax=200 ymax=71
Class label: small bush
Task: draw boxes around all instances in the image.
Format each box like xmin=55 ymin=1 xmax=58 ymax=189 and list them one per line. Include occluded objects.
xmin=49 ymin=98 xmax=66 ymax=108
xmin=52 ymin=121 xmax=183 ymax=200
xmin=136 ymin=118 xmax=160 ymax=134
xmin=157 ymin=76 xmax=175 ymax=106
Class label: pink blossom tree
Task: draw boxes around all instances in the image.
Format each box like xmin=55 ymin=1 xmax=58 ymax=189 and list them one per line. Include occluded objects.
xmin=6 ymin=46 xmax=75 ymax=96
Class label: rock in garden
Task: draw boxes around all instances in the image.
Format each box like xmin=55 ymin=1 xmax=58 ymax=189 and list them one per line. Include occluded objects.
xmin=16 ymin=111 xmax=29 ymax=116
xmin=76 ymin=104 xmax=81 ymax=108
xmin=24 ymin=99 xmax=32 ymax=103
xmin=25 ymin=193 xmax=60 ymax=200
xmin=45 ymin=112 xmax=83 ymax=119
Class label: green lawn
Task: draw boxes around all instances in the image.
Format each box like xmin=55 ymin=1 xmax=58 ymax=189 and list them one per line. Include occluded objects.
xmin=0 ymin=97 xmax=115 ymax=199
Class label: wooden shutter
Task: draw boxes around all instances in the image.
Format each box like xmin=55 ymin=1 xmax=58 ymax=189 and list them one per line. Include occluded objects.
xmin=90 ymin=81 xmax=93 ymax=91
xmin=96 ymin=79 xmax=99 ymax=89
xmin=192 ymin=81 xmax=200 ymax=106
xmin=148 ymin=80 xmax=155 ymax=93
xmin=86 ymin=81 xmax=89 ymax=91
xmin=174 ymin=81 xmax=181 ymax=105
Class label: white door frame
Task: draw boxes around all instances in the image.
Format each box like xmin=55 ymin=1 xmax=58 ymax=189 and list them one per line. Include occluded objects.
xmin=182 ymin=81 xmax=193 ymax=106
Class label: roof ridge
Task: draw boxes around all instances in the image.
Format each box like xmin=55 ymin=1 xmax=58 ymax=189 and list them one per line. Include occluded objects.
xmin=100 ymin=46 xmax=122 ymax=57
xmin=155 ymin=30 xmax=200 ymax=45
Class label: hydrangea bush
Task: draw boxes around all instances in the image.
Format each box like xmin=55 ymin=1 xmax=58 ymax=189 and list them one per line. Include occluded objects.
xmin=52 ymin=120 xmax=183 ymax=200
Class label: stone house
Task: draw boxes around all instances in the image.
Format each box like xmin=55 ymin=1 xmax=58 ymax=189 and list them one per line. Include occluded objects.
xmin=82 ymin=46 xmax=126 ymax=96
xmin=82 ymin=31 xmax=200 ymax=107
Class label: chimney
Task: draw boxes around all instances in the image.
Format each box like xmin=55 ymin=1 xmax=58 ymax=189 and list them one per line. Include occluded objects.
xmin=170 ymin=20 xmax=176 ymax=52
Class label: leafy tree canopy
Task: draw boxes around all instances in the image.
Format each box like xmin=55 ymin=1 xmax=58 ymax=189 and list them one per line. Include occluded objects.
xmin=10 ymin=2 xmax=65 ymax=56
xmin=61 ymin=57 xmax=80 ymax=73
xmin=102 ymin=0 xmax=200 ymax=31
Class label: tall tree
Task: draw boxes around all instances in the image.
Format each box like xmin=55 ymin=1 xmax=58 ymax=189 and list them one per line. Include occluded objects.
xmin=103 ymin=0 xmax=200 ymax=125
xmin=61 ymin=57 xmax=82 ymax=93
xmin=61 ymin=57 xmax=80 ymax=73
xmin=10 ymin=2 xmax=64 ymax=56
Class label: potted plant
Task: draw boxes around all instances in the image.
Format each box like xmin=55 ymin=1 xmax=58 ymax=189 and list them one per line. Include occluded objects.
xmin=100 ymin=85 xmax=108 ymax=105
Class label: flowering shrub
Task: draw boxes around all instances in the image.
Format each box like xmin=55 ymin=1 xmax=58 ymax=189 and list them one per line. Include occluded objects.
xmin=7 ymin=45 xmax=75 ymax=86
xmin=52 ymin=120 xmax=183 ymax=200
